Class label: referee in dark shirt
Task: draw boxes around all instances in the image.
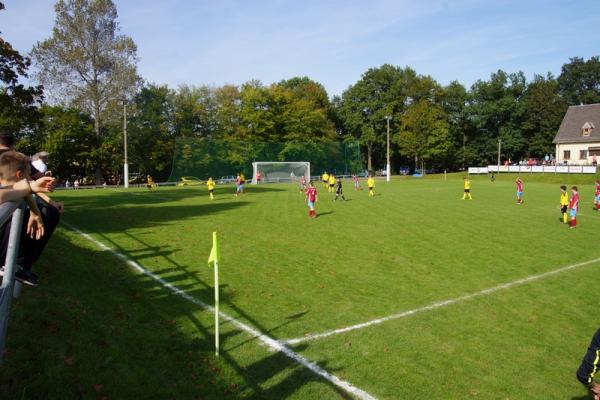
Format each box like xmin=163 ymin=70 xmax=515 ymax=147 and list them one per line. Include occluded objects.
xmin=577 ymin=328 xmax=600 ymax=399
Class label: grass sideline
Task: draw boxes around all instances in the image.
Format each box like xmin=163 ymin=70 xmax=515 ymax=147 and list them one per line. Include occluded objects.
xmin=1 ymin=179 xmax=598 ymax=399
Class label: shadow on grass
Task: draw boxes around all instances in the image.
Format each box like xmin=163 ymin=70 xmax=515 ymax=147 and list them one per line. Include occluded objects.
xmin=0 ymin=229 xmax=354 ymax=399
xmin=66 ymin=200 xmax=251 ymax=234
xmin=59 ymin=185 xmax=285 ymax=206
xmin=317 ymin=211 xmax=334 ymax=217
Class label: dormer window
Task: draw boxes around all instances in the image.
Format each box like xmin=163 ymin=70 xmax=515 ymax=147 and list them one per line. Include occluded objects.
xmin=582 ymin=122 xmax=595 ymax=137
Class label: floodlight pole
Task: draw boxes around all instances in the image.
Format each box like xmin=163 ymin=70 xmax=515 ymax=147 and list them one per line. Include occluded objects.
xmin=497 ymin=138 xmax=501 ymax=172
xmin=385 ymin=115 xmax=391 ymax=182
xmin=123 ymin=101 xmax=129 ymax=189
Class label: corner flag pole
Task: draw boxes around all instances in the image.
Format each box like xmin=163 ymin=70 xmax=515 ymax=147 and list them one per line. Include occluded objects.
xmin=208 ymin=232 xmax=220 ymax=356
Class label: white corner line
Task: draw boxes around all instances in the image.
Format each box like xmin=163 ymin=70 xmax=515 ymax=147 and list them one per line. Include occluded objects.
xmin=62 ymin=222 xmax=377 ymax=400
xmin=284 ymin=256 xmax=600 ymax=345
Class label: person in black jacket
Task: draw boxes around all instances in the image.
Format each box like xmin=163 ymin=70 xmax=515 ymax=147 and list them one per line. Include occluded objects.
xmin=577 ymin=328 xmax=600 ymax=399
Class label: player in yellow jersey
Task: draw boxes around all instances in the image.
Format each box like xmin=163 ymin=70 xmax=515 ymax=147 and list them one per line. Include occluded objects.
xmin=322 ymin=172 xmax=329 ymax=189
xmin=146 ymin=175 xmax=155 ymax=190
xmin=367 ymin=175 xmax=375 ymax=197
xmin=462 ymin=176 xmax=472 ymax=200
xmin=207 ymin=177 xmax=216 ymax=200
xmin=328 ymin=174 xmax=336 ymax=193
xmin=559 ymin=185 xmax=569 ymax=223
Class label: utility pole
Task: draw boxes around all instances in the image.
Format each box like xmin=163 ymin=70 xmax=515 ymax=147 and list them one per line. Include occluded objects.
xmin=385 ymin=115 xmax=391 ymax=182
xmin=124 ymin=101 xmax=129 ymax=189
xmin=497 ymin=138 xmax=501 ymax=173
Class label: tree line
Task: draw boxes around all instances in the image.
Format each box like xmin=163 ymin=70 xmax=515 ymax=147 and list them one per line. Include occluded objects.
xmin=1 ymin=0 xmax=600 ymax=182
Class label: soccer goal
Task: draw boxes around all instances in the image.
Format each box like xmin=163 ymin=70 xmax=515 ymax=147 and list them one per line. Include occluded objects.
xmin=252 ymin=162 xmax=310 ymax=184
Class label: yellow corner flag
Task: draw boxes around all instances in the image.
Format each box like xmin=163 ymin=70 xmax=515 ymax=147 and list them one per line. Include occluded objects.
xmin=207 ymin=231 xmax=220 ymax=356
xmin=208 ymin=232 xmax=219 ymax=267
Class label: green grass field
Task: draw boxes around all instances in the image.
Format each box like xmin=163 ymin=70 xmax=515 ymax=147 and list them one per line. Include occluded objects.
xmin=1 ymin=176 xmax=599 ymax=399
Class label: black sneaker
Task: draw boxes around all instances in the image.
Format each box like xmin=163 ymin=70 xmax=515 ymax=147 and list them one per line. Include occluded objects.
xmin=14 ymin=269 xmax=39 ymax=286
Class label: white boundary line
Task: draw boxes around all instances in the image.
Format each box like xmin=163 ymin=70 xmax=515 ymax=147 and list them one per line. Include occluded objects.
xmin=62 ymin=222 xmax=377 ymax=400
xmin=285 ymin=256 xmax=600 ymax=345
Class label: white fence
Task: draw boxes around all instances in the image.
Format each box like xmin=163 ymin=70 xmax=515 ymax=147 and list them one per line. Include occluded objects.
xmin=469 ymin=165 xmax=597 ymax=174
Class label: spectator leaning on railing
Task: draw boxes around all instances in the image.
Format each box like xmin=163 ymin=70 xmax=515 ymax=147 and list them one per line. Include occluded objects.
xmin=0 ymin=131 xmax=60 ymax=286
xmin=0 ymin=151 xmax=56 ymax=285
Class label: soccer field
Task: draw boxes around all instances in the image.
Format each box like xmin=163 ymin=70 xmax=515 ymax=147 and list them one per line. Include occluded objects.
xmin=2 ymin=177 xmax=598 ymax=399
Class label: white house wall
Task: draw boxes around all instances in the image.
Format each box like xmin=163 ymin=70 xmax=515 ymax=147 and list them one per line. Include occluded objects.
xmin=555 ymin=142 xmax=600 ymax=164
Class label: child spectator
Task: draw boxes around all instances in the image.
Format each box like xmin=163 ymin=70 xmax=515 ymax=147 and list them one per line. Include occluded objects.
xmin=0 ymin=151 xmax=56 ymax=286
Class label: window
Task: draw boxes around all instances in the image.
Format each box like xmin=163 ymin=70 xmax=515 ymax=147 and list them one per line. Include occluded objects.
xmin=563 ymin=150 xmax=571 ymax=160
xmin=582 ymin=122 xmax=595 ymax=137
xmin=580 ymin=150 xmax=588 ymax=159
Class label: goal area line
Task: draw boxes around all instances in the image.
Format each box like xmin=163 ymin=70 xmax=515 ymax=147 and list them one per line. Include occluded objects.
xmin=284 ymin=256 xmax=600 ymax=345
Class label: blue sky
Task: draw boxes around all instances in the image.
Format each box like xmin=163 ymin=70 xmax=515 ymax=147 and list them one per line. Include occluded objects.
xmin=1 ymin=0 xmax=599 ymax=96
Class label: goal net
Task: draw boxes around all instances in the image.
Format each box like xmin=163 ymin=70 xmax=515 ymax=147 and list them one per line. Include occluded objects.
xmin=252 ymin=162 xmax=310 ymax=184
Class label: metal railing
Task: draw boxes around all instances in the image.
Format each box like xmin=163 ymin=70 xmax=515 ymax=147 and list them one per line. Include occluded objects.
xmin=0 ymin=200 xmax=25 ymax=365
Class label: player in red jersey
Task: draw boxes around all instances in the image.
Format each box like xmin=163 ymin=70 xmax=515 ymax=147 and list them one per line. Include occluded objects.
xmin=569 ymin=185 xmax=580 ymax=228
xmin=594 ymin=180 xmax=600 ymax=210
xmin=299 ymin=175 xmax=306 ymax=192
xmin=516 ymin=177 xmax=523 ymax=204
xmin=305 ymin=181 xmax=318 ymax=218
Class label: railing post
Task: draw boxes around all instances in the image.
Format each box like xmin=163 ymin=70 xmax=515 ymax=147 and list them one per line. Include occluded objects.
xmin=0 ymin=202 xmax=25 ymax=364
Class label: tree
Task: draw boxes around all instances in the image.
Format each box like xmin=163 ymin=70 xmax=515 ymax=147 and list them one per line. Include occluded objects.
xmin=466 ymin=70 xmax=526 ymax=164
xmin=395 ymin=100 xmax=451 ymax=171
xmin=520 ymin=74 xmax=567 ymax=157
xmin=128 ymin=84 xmax=174 ymax=179
xmin=337 ymin=65 xmax=410 ymax=171
xmin=37 ymin=104 xmax=96 ymax=180
xmin=276 ymin=77 xmax=336 ymax=142
xmin=31 ymin=0 xmax=139 ymax=182
xmin=558 ymin=56 xmax=600 ymax=105
xmin=441 ymin=81 xmax=472 ymax=169
xmin=0 ymin=2 xmax=44 ymax=133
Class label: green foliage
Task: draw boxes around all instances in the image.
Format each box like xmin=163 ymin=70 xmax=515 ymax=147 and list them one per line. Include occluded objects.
xmin=31 ymin=0 xmax=140 ymax=182
xmin=520 ymin=74 xmax=568 ymax=157
xmin=127 ymin=84 xmax=175 ymax=179
xmin=36 ymin=105 xmax=96 ymax=179
xmin=558 ymin=56 xmax=600 ymax=105
xmin=396 ymin=99 xmax=451 ymax=167
xmin=466 ymin=70 xmax=527 ymax=164
xmin=0 ymin=5 xmax=43 ymax=133
xmin=168 ymin=139 xmax=361 ymax=181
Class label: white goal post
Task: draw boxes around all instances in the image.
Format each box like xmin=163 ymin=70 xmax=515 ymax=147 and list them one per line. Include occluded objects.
xmin=252 ymin=162 xmax=310 ymax=184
